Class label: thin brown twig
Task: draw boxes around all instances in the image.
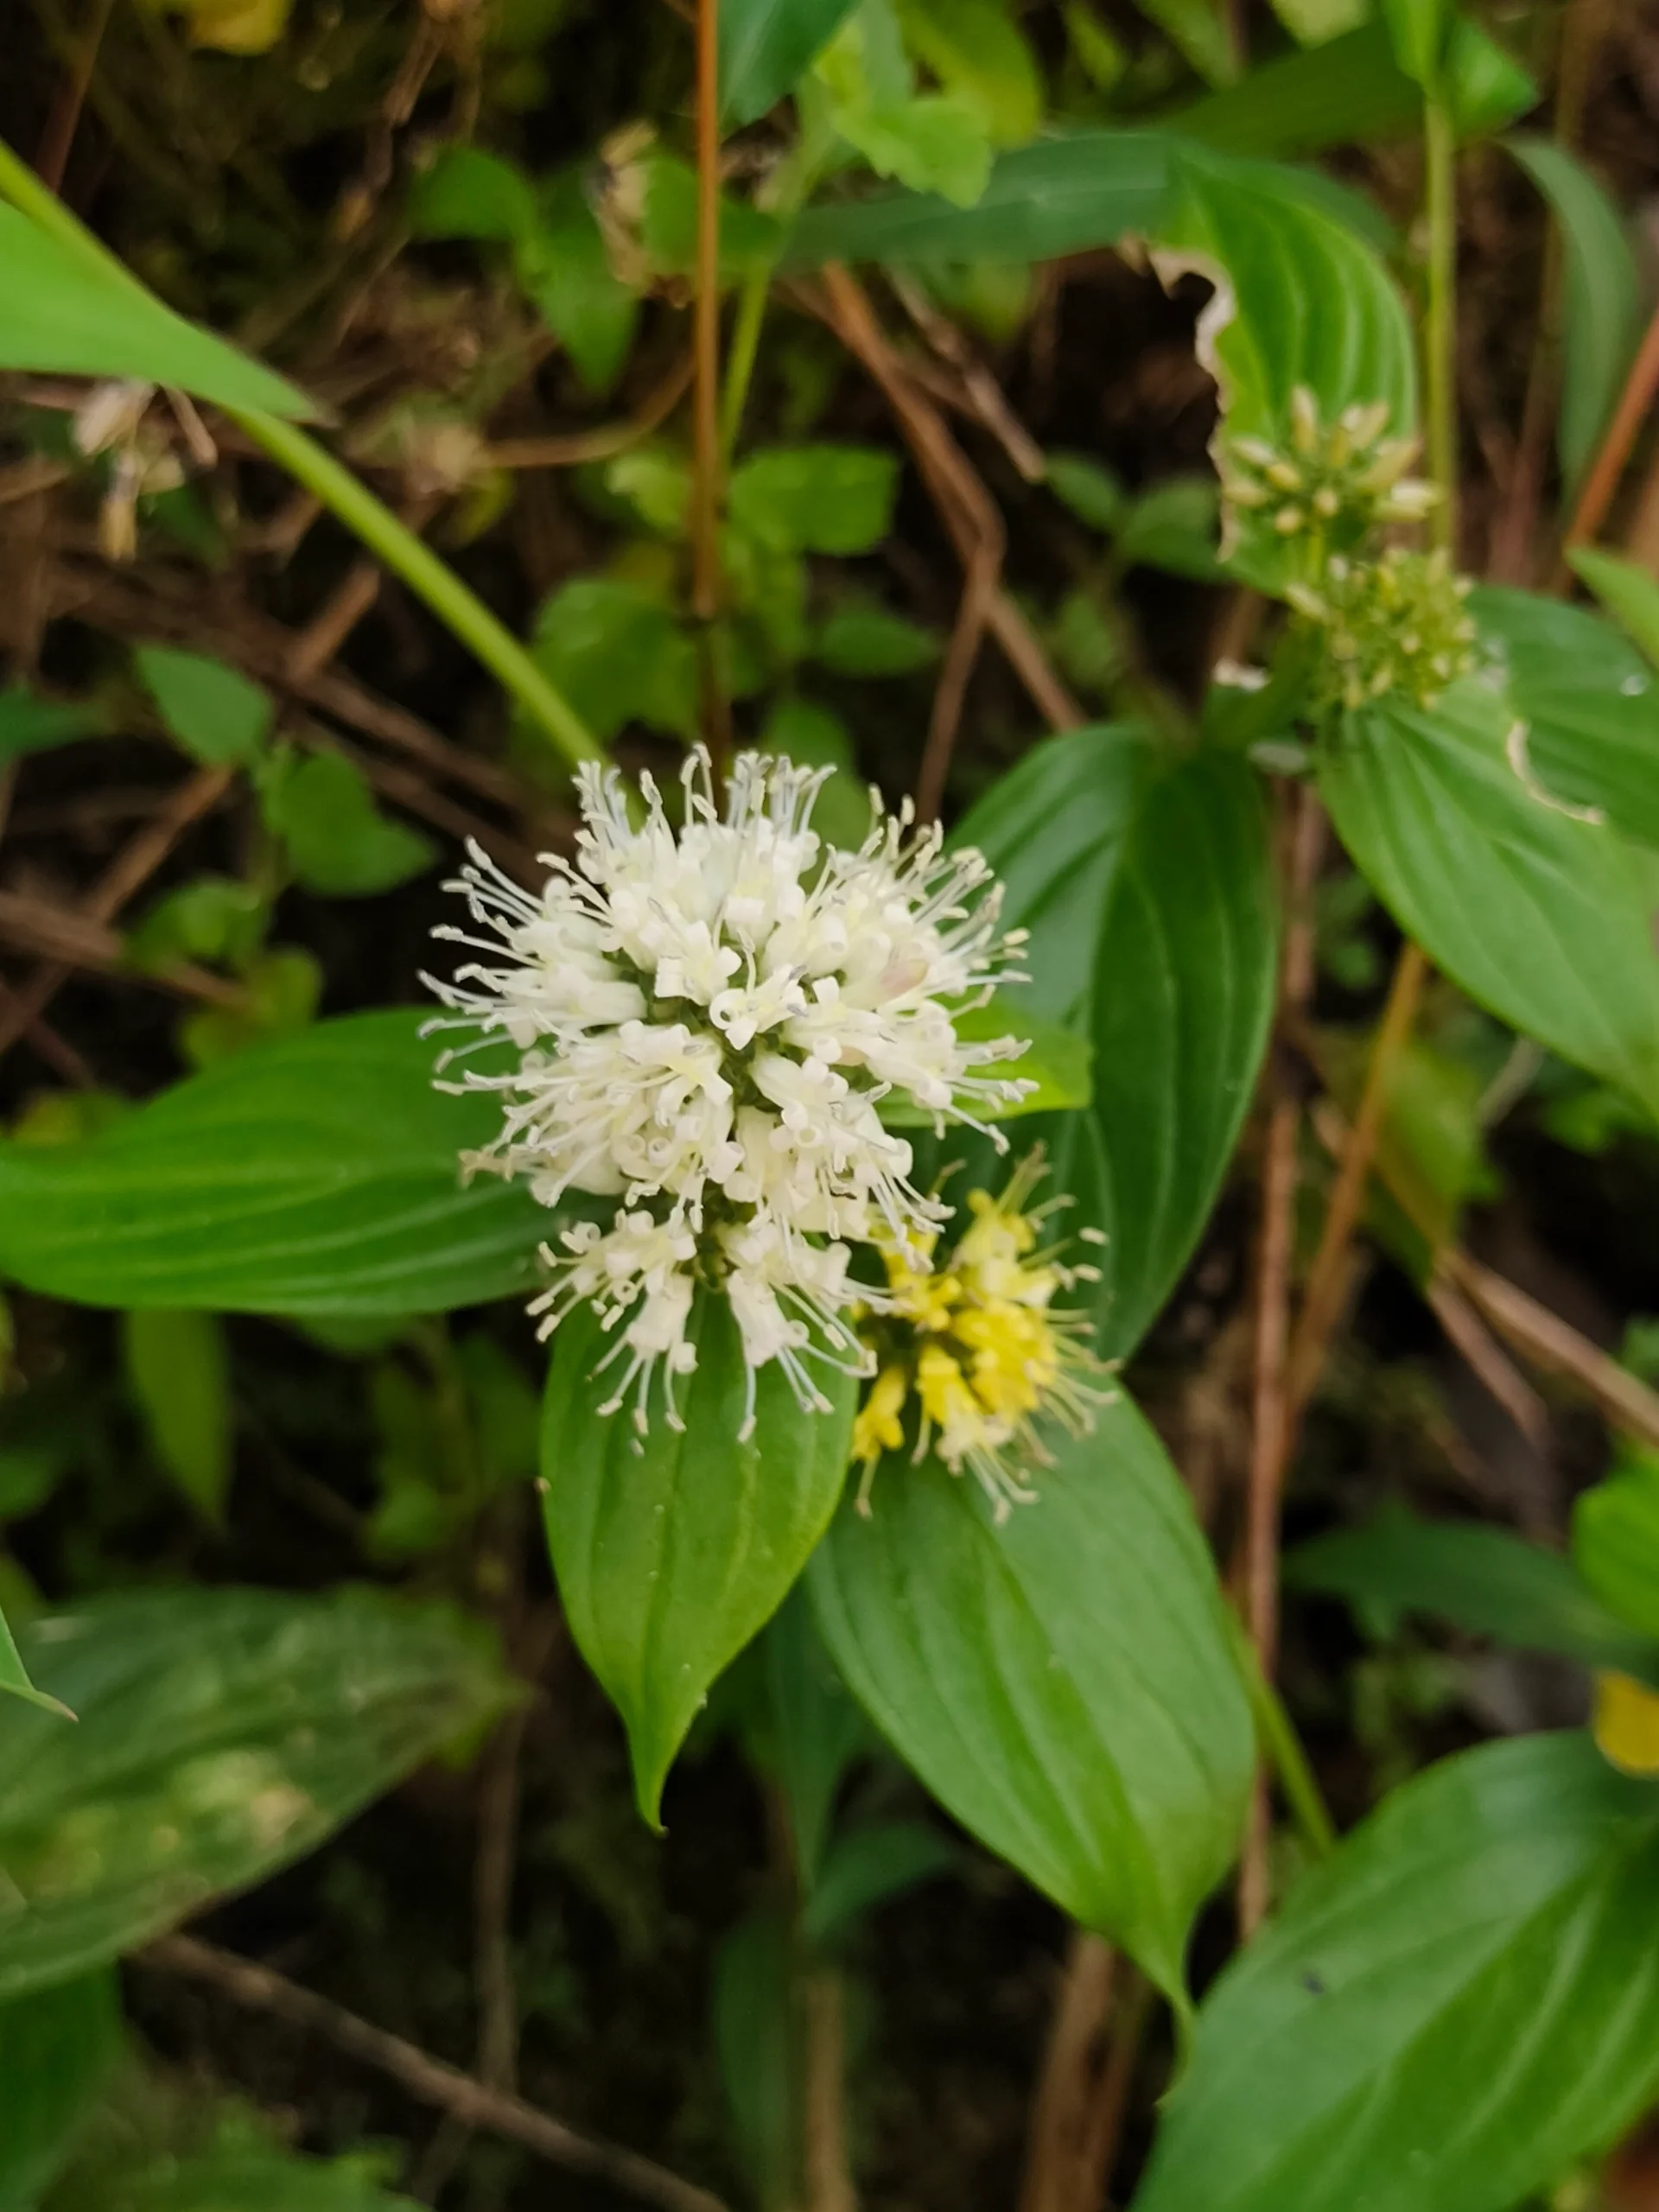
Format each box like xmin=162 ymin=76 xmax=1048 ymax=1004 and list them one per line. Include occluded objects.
xmin=802 ymin=1968 xmax=857 ymax=2212
xmin=916 ymin=534 xmax=1001 ymax=824
xmin=35 ymin=0 xmax=117 ymax=191
xmin=813 ymin=267 xmax=1084 ymax=736
xmin=1285 ymin=939 xmax=1430 ymax=1426
xmin=0 ymin=889 xmax=242 ymax=1006
xmin=1075 ymin=1967 xmax=1151 ymax=2209
xmin=1560 ymin=299 xmax=1659 ymax=560
xmin=1019 ymin=1933 xmax=1116 ymax=2212
xmin=0 ymin=766 xmax=234 ymax=1059
xmin=1424 ymin=1274 xmax=1552 ymax=1448
xmin=486 ymin=355 xmax=696 ymax=471
xmin=143 ymin=1934 xmax=729 ymax=2212
xmin=1237 ymin=785 xmax=1324 ymax=1939
xmin=887 ymin=273 xmax=1047 ymax=483
xmin=1446 ymin=1253 xmax=1659 ymax=1453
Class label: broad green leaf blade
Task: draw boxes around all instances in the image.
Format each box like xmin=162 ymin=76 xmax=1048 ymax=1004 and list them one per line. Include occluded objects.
xmin=894 ymin=0 xmax=1044 ymax=145
xmin=1088 ymin=748 xmax=1279 ymax=1358
xmin=542 ymin=1291 xmax=856 ymax=1824
xmin=0 ymin=1604 xmax=71 ymax=1719
xmin=807 ymin=1399 xmax=1254 ymax=2004
xmin=0 ymin=1587 xmax=511 ymax=1999
xmin=722 ymin=0 xmax=861 ymax=124
xmin=782 ymin=130 xmax=1173 ymax=269
xmin=955 ymin=723 xmax=1158 ymax=1028
xmin=0 ymin=202 xmax=309 ymax=419
xmin=1132 ymin=1733 xmax=1659 ymax=2212
xmin=727 ymin=443 xmax=899 ymax=554
xmin=0 ymin=685 xmax=105 ymax=765
xmin=1161 ymin=144 xmax=1417 ymax=445
xmin=407 ymin=145 xmax=539 ymax=241
xmin=135 ymin=646 xmax=273 ymax=767
xmin=1286 ymin=1508 xmax=1659 ymax=1683
xmin=1508 ymin=137 xmax=1643 ymax=487
xmin=0 ymin=1011 xmax=549 ymax=1317
xmin=121 ymin=1309 xmax=233 ymax=1523
xmin=0 ymin=1973 xmax=122 ymax=2212
xmin=1319 ymin=682 xmax=1659 ymax=1116
xmin=1571 ymin=545 xmax=1659 ymax=669
xmin=1476 ymin=583 xmax=1659 ymax=850
xmin=1171 ymin=16 xmax=1533 ymax=159
xmin=1575 ymin=1459 xmax=1659 ymax=1642
xmin=956 ymin=731 xmax=1277 ymax=1359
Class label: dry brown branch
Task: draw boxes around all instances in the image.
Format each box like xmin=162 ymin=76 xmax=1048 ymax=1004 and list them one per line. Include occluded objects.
xmin=143 ymin=1934 xmax=731 ymax=2212
xmin=888 ymin=272 xmax=1047 ymax=483
xmin=1019 ymin=1934 xmax=1116 ymax=2212
xmin=486 ymin=355 xmax=695 ymax=471
xmin=1286 ymin=939 xmax=1429 ymax=1424
xmin=803 ymin=1968 xmax=857 ymax=2212
xmin=810 ymin=268 xmax=1084 ymax=736
xmin=1237 ymin=785 xmax=1324 ymax=1937
xmin=0 ymin=888 xmax=241 ymax=1007
xmin=0 ymin=765 xmax=234 ymax=1059
xmin=1562 ymin=297 xmax=1659 ymax=560
xmin=1447 ymin=1253 xmax=1659 ymax=1453
xmin=916 ymin=532 xmax=1001 ymax=824
xmin=1424 ymin=1274 xmax=1551 ymax=1449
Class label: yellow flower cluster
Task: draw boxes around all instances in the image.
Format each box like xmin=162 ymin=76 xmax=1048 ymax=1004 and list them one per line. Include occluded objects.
xmin=851 ymin=1153 xmax=1111 ymax=1521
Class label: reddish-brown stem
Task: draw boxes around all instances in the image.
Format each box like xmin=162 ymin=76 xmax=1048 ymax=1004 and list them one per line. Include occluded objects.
xmin=1560 ymin=299 xmax=1659 ymax=559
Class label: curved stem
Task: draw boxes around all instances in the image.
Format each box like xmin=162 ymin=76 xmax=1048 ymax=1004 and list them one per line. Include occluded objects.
xmin=0 ymin=132 xmax=604 ymax=772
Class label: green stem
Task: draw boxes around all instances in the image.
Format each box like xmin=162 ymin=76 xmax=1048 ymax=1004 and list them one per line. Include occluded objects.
xmin=720 ymin=266 xmax=771 ymax=466
xmin=0 ymin=134 xmax=603 ymax=772
xmin=1243 ymin=1637 xmax=1338 ymax=1862
xmin=1422 ymin=95 xmax=1459 ymax=555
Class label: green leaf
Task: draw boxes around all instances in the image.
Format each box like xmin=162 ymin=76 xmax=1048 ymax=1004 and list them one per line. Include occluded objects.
xmin=1132 ymin=1733 xmax=1659 ymax=2212
xmin=0 ymin=1604 xmax=73 ymax=1720
xmin=109 ymin=2148 xmax=421 ymax=2212
xmin=135 ymin=647 xmax=273 ymax=768
xmin=811 ymin=603 xmax=939 ymax=675
xmin=753 ymin=700 xmax=872 ymax=849
xmin=129 ymin=876 xmax=268 ymax=975
xmin=1570 ymin=545 xmax=1659 ymax=671
xmin=808 ymin=1398 xmax=1253 ymax=2004
xmin=1047 ymin=452 xmax=1129 ymax=534
xmin=957 ymin=731 xmax=1277 ymax=1360
xmin=0 ymin=685 xmax=105 ymax=765
xmin=1508 ymin=137 xmax=1642 ymax=487
xmin=0 ymin=200 xmax=309 ymax=419
xmin=1161 ymin=144 xmax=1417 ymax=446
xmin=1575 ymin=1459 xmax=1659 ymax=1642
xmin=121 ymin=1309 xmax=233 ymax=1524
xmin=1172 ymin=18 xmax=1534 ymax=160
xmin=0 ymin=1973 xmax=122 ymax=2212
xmin=1286 ymin=1507 xmax=1659 ymax=1683
xmin=1319 ymin=680 xmax=1659 ymax=1116
xmin=1475 ymin=582 xmax=1659 ymax=850
xmin=747 ymin=1585 xmax=873 ymax=1890
xmin=714 ymin=1906 xmax=798 ymax=2206
xmin=722 ymin=0 xmax=862 ymax=124
xmin=407 ymin=145 xmax=538 ymax=242
xmin=893 ymin=0 xmax=1044 ymax=144
xmin=260 ymin=750 xmax=436 ymax=898
xmin=1139 ymin=0 xmax=1237 ymax=87
xmin=784 ymin=128 xmax=1173 ymax=269
xmin=728 ymin=444 xmax=899 ymax=554
xmin=528 ymin=577 xmax=698 ymax=741
xmin=0 ymin=1010 xmax=548 ymax=1317
xmin=1116 ymin=476 xmax=1222 ymax=579
xmin=1377 ymin=0 xmax=1450 ymax=88
xmin=799 ymin=1817 xmax=954 ymax=1946
xmin=0 ymin=1586 xmax=510 ymax=1999
xmin=541 ymin=1290 xmax=857 ymax=1824
xmin=518 ymin=172 xmax=639 ymax=396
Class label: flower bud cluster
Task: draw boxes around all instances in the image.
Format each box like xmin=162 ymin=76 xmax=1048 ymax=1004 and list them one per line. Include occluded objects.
xmin=1220 ymin=387 xmax=1438 ymax=554
xmin=1287 ymin=548 xmax=1479 ymax=714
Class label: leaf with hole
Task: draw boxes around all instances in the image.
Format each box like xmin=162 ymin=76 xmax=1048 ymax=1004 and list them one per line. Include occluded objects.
xmin=1132 ymin=1732 xmax=1659 ymax=2212
xmin=0 ymin=1586 xmax=510 ymax=1999
xmin=809 ymin=1399 xmax=1253 ymax=2003
xmin=542 ymin=1290 xmax=856 ymax=1824
xmin=0 ymin=1010 xmax=549 ymax=1317
xmin=1475 ymin=584 xmax=1659 ymax=851
xmin=0 ymin=201 xmax=309 ymax=418
xmin=1319 ymin=679 xmax=1659 ymax=1117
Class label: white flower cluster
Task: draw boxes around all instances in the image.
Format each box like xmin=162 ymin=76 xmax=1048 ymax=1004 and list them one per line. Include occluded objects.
xmin=427 ymin=750 xmax=1031 ymax=1438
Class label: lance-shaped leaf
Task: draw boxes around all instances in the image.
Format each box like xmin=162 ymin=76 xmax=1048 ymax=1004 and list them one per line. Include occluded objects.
xmin=542 ymin=1291 xmax=856 ymax=1823
xmin=1133 ymin=1732 xmax=1659 ymax=2212
xmin=808 ymin=1398 xmax=1254 ymax=2005
xmin=0 ymin=1011 xmax=548 ymax=1318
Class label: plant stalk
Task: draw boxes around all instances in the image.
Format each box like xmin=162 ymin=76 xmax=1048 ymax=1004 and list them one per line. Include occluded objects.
xmin=0 ymin=133 xmax=604 ymax=772
xmin=1422 ymin=96 xmax=1459 ymax=553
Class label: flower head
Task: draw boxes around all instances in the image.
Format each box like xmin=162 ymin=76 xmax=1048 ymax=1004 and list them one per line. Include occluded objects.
xmin=1288 ymin=546 xmax=1479 ymax=715
xmin=1219 ymin=387 xmax=1436 ymax=559
xmin=849 ymin=1151 xmax=1114 ymax=1522
xmin=427 ymin=747 xmax=1032 ymax=1437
